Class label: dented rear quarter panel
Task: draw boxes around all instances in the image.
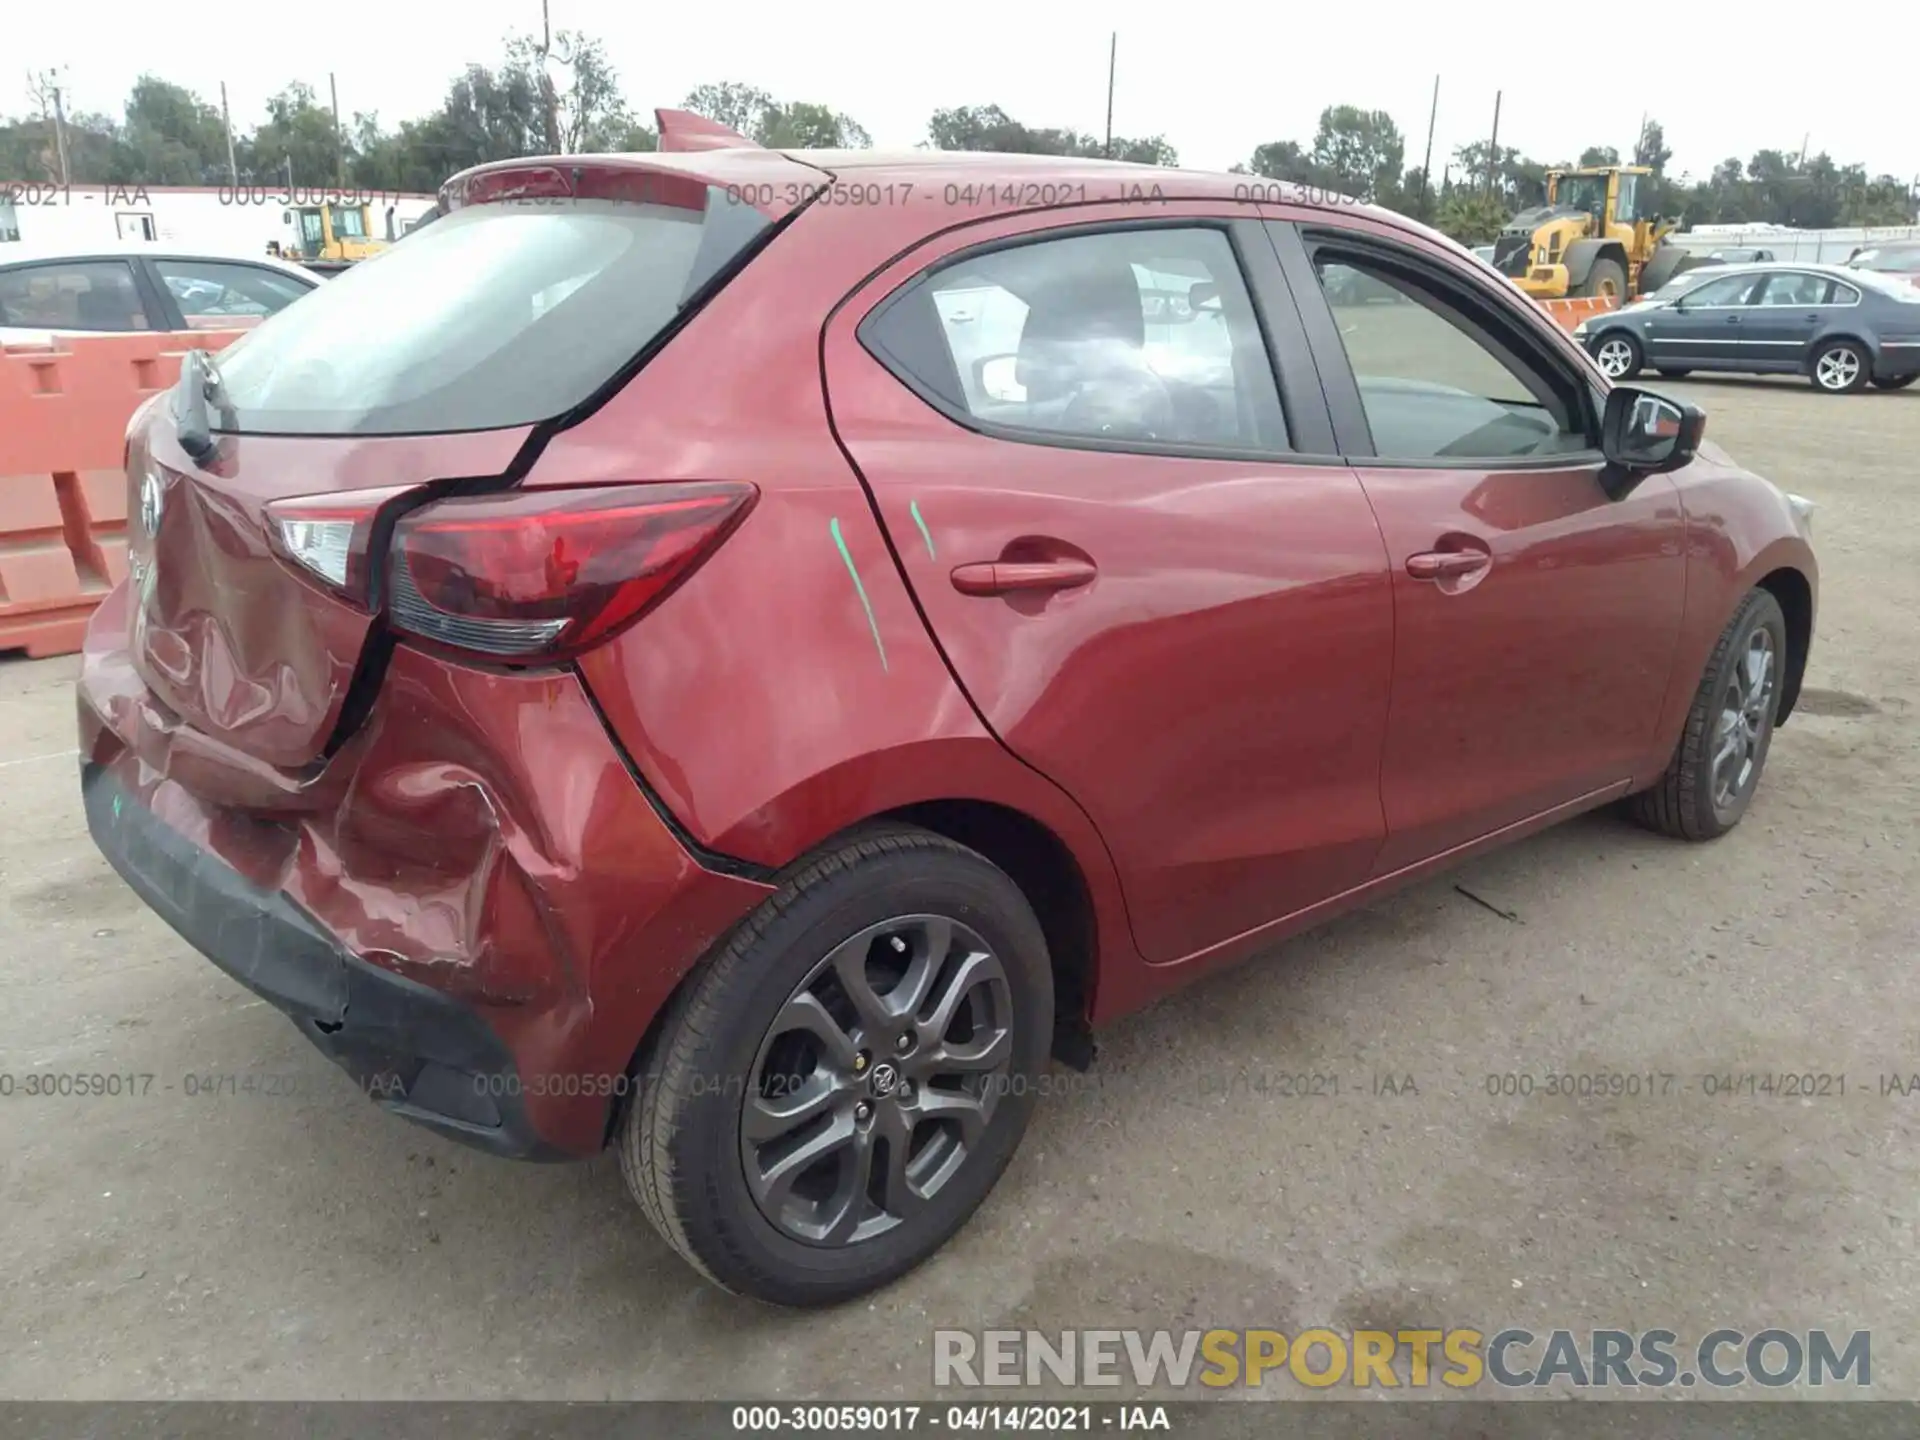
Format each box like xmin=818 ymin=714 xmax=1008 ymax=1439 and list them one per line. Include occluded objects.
xmin=82 ymin=586 xmax=772 ymax=1155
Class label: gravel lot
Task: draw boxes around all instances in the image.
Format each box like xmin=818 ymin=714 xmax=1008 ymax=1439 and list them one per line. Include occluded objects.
xmin=3 ymin=376 xmax=1917 ymax=1406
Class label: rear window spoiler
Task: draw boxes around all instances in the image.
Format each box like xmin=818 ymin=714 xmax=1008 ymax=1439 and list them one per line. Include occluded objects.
xmin=656 ymin=108 xmax=762 ymax=152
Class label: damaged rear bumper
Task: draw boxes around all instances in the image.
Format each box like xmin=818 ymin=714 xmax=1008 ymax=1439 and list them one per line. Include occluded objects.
xmin=77 ymin=585 xmax=776 ymax=1160
xmin=83 ymin=762 xmax=561 ymax=1158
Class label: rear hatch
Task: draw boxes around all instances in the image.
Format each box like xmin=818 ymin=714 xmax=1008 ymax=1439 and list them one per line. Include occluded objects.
xmin=124 ymin=156 xmax=814 ymax=770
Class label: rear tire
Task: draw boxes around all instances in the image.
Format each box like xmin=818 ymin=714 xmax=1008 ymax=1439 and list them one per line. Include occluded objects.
xmin=620 ymin=825 xmax=1053 ymax=1307
xmin=1578 ymin=258 xmax=1628 ymax=300
xmin=1810 ymin=340 xmax=1870 ymax=393
xmin=1638 ymin=245 xmax=1690 ymax=296
xmin=1629 ymin=589 xmax=1787 ymax=842
xmin=1872 ymin=374 xmax=1917 ymax=390
xmin=1593 ymin=331 xmax=1643 ymax=380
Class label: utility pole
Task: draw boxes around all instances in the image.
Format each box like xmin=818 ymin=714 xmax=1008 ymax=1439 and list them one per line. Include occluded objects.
xmin=329 ymin=73 xmax=343 ymax=184
xmin=32 ymin=68 xmax=76 ymax=186
xmin=1104 ymin=32 xmax=1117 ymax=159
xmin=1418 ymin=75 xmax=1439 ymax=219
xmin=220 ymin=82 xmax=239 ymax=185
xmin=1484 ymin=90 xmax=1502 ymax=198
xmin=536 ymin=0 xmax=563 ymax=153
xmin=52 ymin=77 xmax=72 ymax=185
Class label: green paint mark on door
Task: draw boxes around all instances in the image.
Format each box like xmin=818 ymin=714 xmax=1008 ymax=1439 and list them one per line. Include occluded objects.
xmin=830 ymin=517 xmax=889 ymax=672
xmin=909 ymin=500 xmax=936 ymax=560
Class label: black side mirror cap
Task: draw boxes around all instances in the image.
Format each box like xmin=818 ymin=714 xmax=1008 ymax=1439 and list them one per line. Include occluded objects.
xmin=1600 ymin=386 xmax=1705 ymax=496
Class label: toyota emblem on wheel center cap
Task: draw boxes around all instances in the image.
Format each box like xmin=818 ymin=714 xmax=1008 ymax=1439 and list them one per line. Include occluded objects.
xmin=867 ymin=1061 xmax=900 ymax=1097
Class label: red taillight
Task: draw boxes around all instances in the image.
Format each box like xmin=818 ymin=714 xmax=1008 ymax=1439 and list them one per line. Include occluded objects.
xmin=265 ymin=487 xmax=412 ymax=603
xmin=386 ymin=483 xmax=756 ymax=662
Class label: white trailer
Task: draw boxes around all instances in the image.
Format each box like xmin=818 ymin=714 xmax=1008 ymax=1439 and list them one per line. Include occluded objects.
xmin=1667 ymin=223 xmax=1920 ymax=265
xmin=0 ymin=182 xmax=438 ymax=259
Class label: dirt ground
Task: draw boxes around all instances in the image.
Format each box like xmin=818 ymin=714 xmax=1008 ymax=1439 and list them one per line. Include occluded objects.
xmin=3 ymin=376 xmax=1917 ymax=1405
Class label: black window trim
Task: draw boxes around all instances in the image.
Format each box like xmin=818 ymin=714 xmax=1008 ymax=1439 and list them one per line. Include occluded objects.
xmin=0 ymin=256 xmax=168 ymax=334
xmin=854 ymin=214 xmax=1341 ymax=466
xmin=1272 ymin=220 xmax=1610 ymax=471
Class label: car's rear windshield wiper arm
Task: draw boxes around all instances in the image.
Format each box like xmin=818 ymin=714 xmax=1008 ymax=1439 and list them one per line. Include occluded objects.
xmin=172 ymin=349 xmax=229 ymax=463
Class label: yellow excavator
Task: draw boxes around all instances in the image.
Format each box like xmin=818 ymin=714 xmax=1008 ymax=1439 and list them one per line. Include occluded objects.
xmin=265 ymin=201 xmax=390 ymax=276
xmin=1488 ymin=164 xmax=1693 ymax=301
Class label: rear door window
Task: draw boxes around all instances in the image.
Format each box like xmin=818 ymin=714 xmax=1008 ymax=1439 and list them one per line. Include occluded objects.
xmin=212 ymin=189 xmax=770 ymax=436
xmin=862 ymin=225 xmax=1289 ymax=452
xmin=152 ymin=259 xmax=313 ymax=327
xmin=1755 ymin=272 xmax=1829 ymax=307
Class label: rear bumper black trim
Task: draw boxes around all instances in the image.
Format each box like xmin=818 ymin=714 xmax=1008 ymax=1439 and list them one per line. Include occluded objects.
xmin=82 ymin=763 xmax=568 ymax=1161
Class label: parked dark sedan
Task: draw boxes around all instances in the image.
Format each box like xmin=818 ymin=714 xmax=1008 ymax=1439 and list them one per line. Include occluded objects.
xmin=1574 ymin=262 xmax=1920 ymax=393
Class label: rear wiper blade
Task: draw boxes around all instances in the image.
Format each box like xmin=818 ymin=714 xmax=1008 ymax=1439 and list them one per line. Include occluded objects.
xmin=173 ymin=349 xmax=222 ymax=463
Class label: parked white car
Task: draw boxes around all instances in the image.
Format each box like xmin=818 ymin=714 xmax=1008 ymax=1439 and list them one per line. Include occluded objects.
xmin=0 ymin=244 xmax=319 ymax=346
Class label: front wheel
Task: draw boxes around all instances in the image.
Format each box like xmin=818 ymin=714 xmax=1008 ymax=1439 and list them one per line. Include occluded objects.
xmin=1872 ymin=374 xmax=1917 ymax=391
xmin=620 ymin=825 xmax=1053 ymax=1306
xmin=1630 ymin=588 xmax=1787 ymax=841
xmin=1593 ymin=331 xmax=1643 ymax=380
xmin=1811 ymin=340 xmax=1870 ymax=393
xmin=1578 ymin=257 xmax=1628 ymax=300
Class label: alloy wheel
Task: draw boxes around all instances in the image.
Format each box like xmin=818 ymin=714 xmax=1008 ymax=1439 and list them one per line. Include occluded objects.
xmin=1816 ymin=347 xmax=1862 ymax=391
xmin=1596 ymin=338 xmax=1636 ymax=378
xmin=1711 ymin=628 xmax=1776 ymax=810
xmin=740 ymin=915 xmax=1014 ymax=1246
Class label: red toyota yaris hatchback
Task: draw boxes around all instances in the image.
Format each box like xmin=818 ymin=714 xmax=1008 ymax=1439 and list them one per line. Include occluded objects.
xmin=81 ymin=113 xmax=1818 ymax=1306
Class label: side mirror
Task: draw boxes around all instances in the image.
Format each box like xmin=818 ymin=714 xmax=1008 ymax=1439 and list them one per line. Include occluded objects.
xmin=1601 ymin=386 xmax=1705 ymax=492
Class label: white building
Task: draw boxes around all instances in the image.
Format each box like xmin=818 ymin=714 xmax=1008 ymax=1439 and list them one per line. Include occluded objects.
xmin=0 ymin=182 xmax=439 ymax=256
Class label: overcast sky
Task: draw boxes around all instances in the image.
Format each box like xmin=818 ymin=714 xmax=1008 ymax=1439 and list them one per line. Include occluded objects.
xmin=15 ymin=0 xmax=1918 ymax=187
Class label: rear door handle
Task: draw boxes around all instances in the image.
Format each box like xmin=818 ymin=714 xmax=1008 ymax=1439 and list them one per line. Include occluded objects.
xmin=1406 ymin=550 xmax=1490 ymax=581
xmin=951 ymin=559 xmax=1097 ymax=596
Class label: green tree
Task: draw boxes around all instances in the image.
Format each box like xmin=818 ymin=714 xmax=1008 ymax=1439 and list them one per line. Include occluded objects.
xmin=927 ymin=104 xmax=1035 ymax=151
xmin=925 ymin=104 xmax=1173 ymax=163
xmin=1310 ymin=105 xmax=1404 ymax=202
xmin=1249 ymin=139 xmax=1332 ymax=189
xmin=121 ymin=77 xmax=229 ymax=183
xmin=1434 ymin=190 xmax=1510 ymax=245
xmin=683 ymin=82 xmax=776 ymax=138
xmin=1578 ymin=145 xmax=1619 ymax=167
xmin=758 ymin=101 xmax=869 ymax=149
xmin=1632 ymin=120 xmax=1671 ymax=173
xmin=1452 ymin=141 xmax=1547 ymax=208
xmin=507 ymin=30 xmax=633 ymax=153
xmin=242 ymin=83 xmax=346 ymax=186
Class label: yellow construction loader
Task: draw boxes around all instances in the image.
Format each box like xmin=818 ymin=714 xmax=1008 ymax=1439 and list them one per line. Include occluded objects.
xmin=1488 ymin=164 xmax=1693 ymax=301
xmin=266 ymin=201 xmax=390 ymax=276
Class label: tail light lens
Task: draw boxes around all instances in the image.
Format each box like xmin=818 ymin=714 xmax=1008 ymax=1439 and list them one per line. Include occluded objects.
xmin=386 ymin=482 xmax=756 ymax=662
xmin=265 ymin=487 xmax=413 ymax=601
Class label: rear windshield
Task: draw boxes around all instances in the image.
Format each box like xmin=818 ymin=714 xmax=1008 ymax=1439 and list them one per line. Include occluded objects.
xmin=211 ymin=188 xmax=769 ymax=436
